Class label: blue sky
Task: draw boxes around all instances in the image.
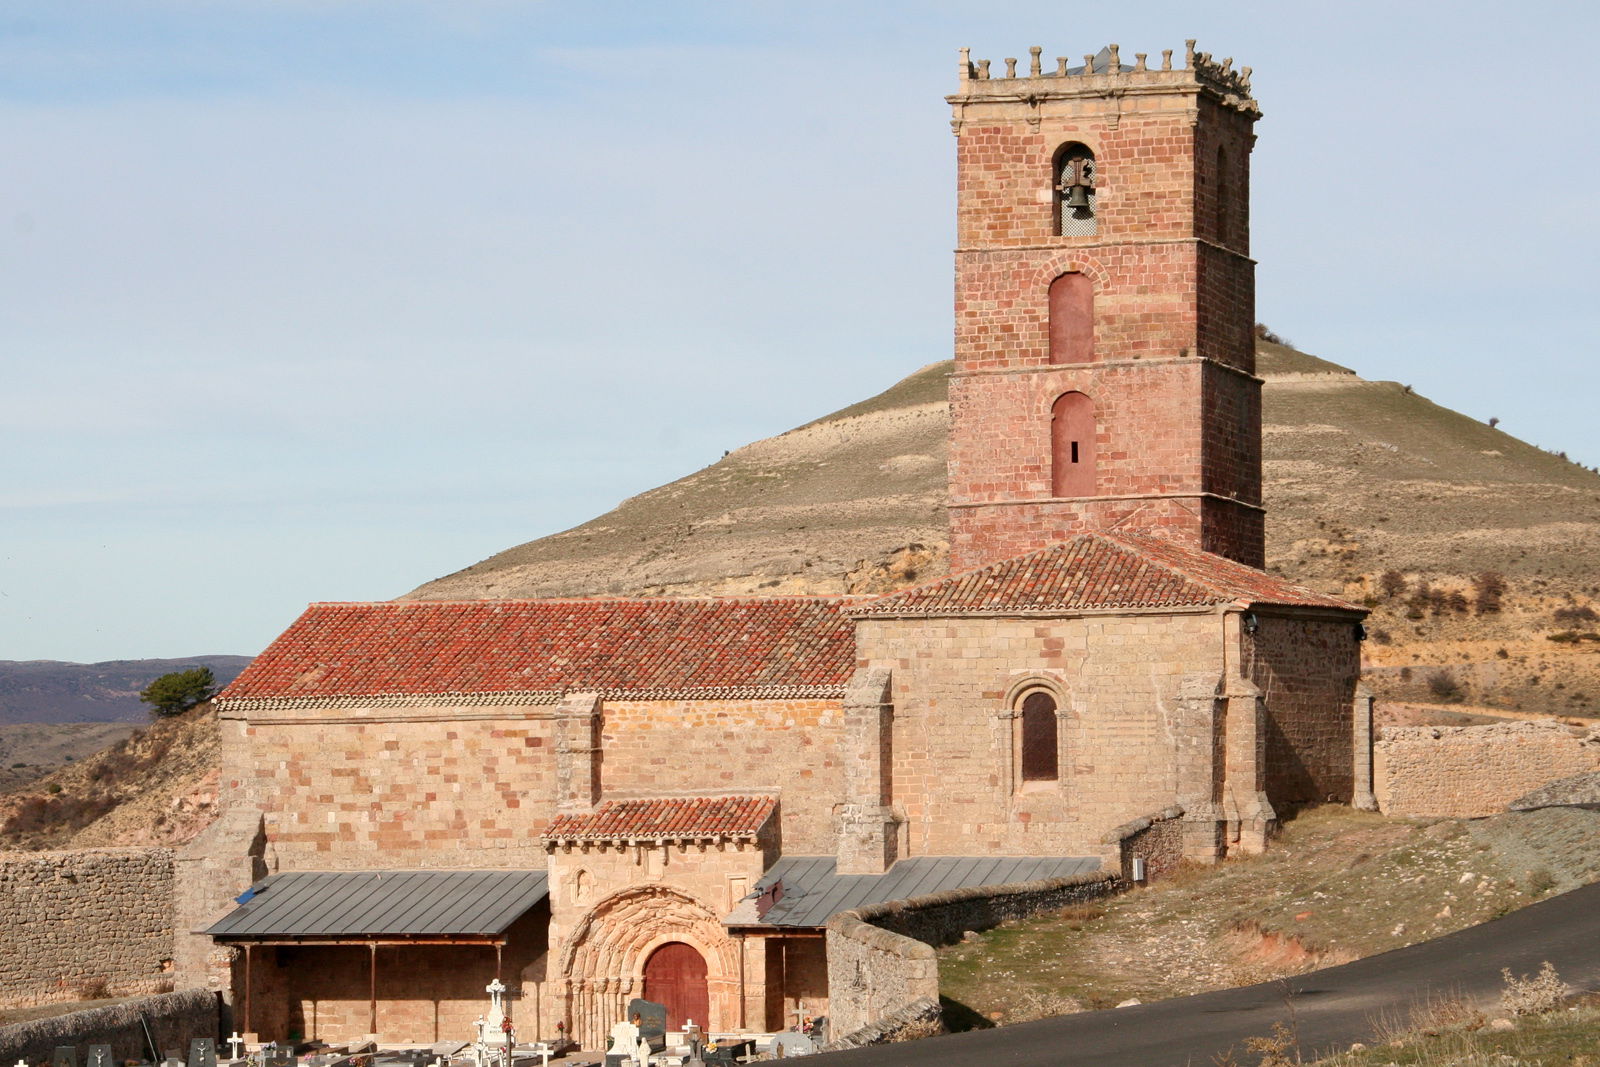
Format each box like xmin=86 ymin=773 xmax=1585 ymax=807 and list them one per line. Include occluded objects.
xmin=3 ymin=1 xmax=1597 ymax=664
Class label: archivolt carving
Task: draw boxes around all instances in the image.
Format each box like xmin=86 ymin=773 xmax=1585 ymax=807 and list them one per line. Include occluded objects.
xmin=558 ymin=884 xmax=737 ymax=983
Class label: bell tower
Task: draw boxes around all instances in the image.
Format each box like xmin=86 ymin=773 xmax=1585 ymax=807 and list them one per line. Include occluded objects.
xmin=946 ymin=42 xmax=1265 ymax=571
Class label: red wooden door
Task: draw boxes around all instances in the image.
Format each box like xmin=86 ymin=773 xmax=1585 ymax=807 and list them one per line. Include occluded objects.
xmin=642 ymin=941 xmax=709 ymax=1031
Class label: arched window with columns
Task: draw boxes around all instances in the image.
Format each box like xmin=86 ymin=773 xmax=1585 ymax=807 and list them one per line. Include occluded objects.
xmin=1019 ymin=689 xmax=1059 ymax=781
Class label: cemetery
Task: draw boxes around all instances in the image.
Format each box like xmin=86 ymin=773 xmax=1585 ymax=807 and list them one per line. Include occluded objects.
xmin=16 ymin=983 xmax=824 ymax=1067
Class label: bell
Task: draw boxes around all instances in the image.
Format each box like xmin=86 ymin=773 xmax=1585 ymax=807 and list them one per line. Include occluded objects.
xmin=1065 ymin=185 xmax=1091 ymax=210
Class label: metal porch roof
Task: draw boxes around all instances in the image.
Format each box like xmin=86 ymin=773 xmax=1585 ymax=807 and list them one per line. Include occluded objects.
xmin=206 ymin=869 xmax=549 ymax=939
xmin=748 ymin=855 xmax=1101 ymax=928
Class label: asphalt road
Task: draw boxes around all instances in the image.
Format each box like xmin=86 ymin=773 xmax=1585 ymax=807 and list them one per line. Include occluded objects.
xmin=810 ymin=878 xmax=1600 ymax=1066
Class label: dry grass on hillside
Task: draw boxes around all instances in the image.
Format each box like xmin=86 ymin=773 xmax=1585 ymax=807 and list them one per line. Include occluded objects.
xmin=938 ymin=806 xmax=1600 ymax=1028
xmin=0 ymin=704 xmax=219 ymax=851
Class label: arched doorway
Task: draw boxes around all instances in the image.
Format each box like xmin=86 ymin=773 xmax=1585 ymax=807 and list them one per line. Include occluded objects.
xmin=642 ymin=942 xmax=709 ymax=1031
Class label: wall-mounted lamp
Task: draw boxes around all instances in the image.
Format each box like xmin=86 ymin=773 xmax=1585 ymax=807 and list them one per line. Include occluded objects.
xmin=1355 ymin=623 xmax=1368 ymax=641
xmin=1242 ymin=611 xmax=1260 ymax=635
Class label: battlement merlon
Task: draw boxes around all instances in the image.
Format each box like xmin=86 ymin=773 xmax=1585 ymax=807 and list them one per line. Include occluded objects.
xmin=947 ymin=41 xmax=1260 ymax=119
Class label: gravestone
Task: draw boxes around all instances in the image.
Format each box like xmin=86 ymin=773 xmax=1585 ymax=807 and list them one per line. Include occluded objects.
xmin=86 ymin=1046 xmax=113 ymax=1067
xmin=626 ymin=999 xmax=667 ymax=1055
xmin=187 ymin=1039 xmax=216 ymax=1067
xmin=263 ymin=1047 xmax=294 ymax=1067
xmin=770 ymin=1032 xmax=817 ymax=1058
xmin=52 ymin=1047 xmax=76 ymax=1067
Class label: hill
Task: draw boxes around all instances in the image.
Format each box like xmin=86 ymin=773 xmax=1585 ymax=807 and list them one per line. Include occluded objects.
xmin=412 ymin=343 xmax=1600 ymax=601
xmin=0 ymin=656 xmax=253 ymax=726
xmin=0 ymin=703 xmax=219 ymax=850
xmin=409 ymin=342 xmax=1600 ymax=719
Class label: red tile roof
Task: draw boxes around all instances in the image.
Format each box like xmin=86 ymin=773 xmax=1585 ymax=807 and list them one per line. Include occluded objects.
xmin=542 ymin=795 xmax=776 ymax=845
xmin=219 ymin=597 xmax=856 ymax=704
xmin=855 ymin=532 xmax=1360 ymax=616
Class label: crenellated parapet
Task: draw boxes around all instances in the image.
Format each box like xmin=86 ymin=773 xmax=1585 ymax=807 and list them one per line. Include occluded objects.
xmin=950 ymin=40 xmax=1258 ymax=117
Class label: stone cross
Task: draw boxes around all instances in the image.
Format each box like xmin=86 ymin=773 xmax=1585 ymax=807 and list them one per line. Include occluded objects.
xmin=226 ymin=1036 xmax=245 ymax=1062
xmin=484 ymin=979 xmax=507 ymax=1033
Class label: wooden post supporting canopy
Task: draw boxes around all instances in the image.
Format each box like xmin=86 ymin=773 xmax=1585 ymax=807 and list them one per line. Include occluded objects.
xmin=368 ymin=942 xmax=377 ymax=1038
xmin=243 ymin=944 xmax=253 ymax=1039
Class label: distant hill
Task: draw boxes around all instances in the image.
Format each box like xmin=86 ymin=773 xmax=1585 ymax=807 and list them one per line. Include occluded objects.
xmin=0 ymin=656 xmax=253 ymax=726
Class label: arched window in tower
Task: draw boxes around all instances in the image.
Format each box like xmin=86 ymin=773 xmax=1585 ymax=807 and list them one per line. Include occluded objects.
xmin=1048 ymin=272 xmax=1094 ymax=365
xmin=1051 ymin=391 xmax=1096 ymax=497
xmin=1054 ymin=143 xmax=1098 ymax=237
xmin=1019 ymin=689 xmax=1059 ymax=782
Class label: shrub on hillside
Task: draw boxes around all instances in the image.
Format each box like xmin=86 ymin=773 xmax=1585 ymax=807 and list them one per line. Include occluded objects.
xmin=139 ymin=667 xmax=216 ymax=718
xmin=1474 ymin=572 xmax=1507 ymax=615
xmin=1427 ymin=669 xmax=1464 ymax=704
xmin=1379 ymin=570 xmax=1408 ymax=599
xmin=1501 ymin=961 xmax=1568 ymax=1016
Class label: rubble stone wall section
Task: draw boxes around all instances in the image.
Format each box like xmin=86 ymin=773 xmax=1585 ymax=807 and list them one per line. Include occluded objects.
xmin=0 ymin=848 xmax=175 ymax=1009
xmin=1106 ymin=805 xmax=1186 ymax=881
xmin=1375 ymin=721 xmax=1600 ymax=817
xmin=825 ymin=871 xmax=1119 ymax=1036
xmin=0 ymin=988 xmax=217 ymax=1067
xmin=1248 ymin=613 xmax=1362 ymax=807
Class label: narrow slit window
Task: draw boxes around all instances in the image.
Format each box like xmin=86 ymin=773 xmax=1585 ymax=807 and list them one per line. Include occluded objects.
xmin=1051 ymin=392 xmax=1096 ymax=497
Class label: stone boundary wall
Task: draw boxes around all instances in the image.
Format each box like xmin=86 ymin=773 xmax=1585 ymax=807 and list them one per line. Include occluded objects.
xmin=820 ymin=996 xmax=943 ymax=1052
xmin=0 ymin=989 xmax=217 ymax=1066
xmin=824 ymin=870 xmax=1120 ymax=1036
xmin=0 ymin=849 xmax=176 ymax=1008
xmin=1104 ymin=805 xmax=1185 ymax=881
xmin=1375 ymin=721 xmax=1600 ymax=817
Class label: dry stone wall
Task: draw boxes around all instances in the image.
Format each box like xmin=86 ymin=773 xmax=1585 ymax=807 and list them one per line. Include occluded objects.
xmin=0 ymin=849 xmax=174 ymax=1008
xmin=825 ymin=871 xmax=1119 ymax=1036
xmin=1375 ymin=721 xmax=1600 ymax=817
xmin=0 ymin=989 xmax=217 ymax=1067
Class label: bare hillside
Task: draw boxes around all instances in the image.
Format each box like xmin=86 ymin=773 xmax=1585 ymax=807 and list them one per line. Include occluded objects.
xmin=409 ymin=342 xmax=1600 ymax=722
xmin=0 ymin=704 xmax=219 ymax=850
xmin=411 ymin=343 xmax=1600 ymax=600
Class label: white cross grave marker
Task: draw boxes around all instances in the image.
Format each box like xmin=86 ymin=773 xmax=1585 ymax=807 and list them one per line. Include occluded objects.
xmin=227 ymin=1035 xmax=245 ymax=1061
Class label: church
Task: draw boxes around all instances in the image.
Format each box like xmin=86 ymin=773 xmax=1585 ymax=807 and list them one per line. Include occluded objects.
xmin=182 ymin=41 xmax=1369 ymax=1051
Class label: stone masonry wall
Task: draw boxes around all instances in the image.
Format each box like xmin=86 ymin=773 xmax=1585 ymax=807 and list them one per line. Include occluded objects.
xmin=1247 ymin=613 xmax=1362 ymax=807
xmin=825 ymin=871 xmax=1119 ymax=1037
xmin=225 ymin=704 xmax=560 ymax=869
xmin=0 ymin=989 xmax=217 ymax=1067
xmin=599 ymin=699 xmax=844 ymax=855
xmin=948 ymin=66 xmax=1262 ymax=572
xmin=1105 ymin=805 xmax=1186 ymax=881
xmin=0 ymin=849 xmax=175 ymax=1008
xmin=1375 ymin=721 xmax=1600 ymax=817
xmin=857 ymin=611 xmax=1224 ymax=859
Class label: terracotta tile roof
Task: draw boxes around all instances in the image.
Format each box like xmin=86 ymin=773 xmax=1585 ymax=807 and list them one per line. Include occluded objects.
xmin=219 ymin=597 xmax=856 ymax=704
xmin=854 ymin=532 xmax=1360 ymax=616
xmin=541 ymin=795 xmax=776 ymax=845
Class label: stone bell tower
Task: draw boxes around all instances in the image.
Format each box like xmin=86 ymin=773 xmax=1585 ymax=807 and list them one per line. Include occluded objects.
xmin=946 ymin=41 xmax=1265 ymax=571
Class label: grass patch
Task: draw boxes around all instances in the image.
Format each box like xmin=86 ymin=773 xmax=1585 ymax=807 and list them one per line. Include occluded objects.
xmin=938 ymin=806 xmax=1580 ymax=1028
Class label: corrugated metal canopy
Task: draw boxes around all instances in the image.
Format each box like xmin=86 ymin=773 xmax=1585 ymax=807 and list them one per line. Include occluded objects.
xmin=206 ymin=870 xmax=549 ymax=939
xmin=749 ymin=855 xmax=1100 ymax=928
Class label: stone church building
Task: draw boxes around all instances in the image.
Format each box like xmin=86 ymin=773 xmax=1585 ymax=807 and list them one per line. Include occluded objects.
xmin=184 ymin=42 xmax=1370 ymax=1050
